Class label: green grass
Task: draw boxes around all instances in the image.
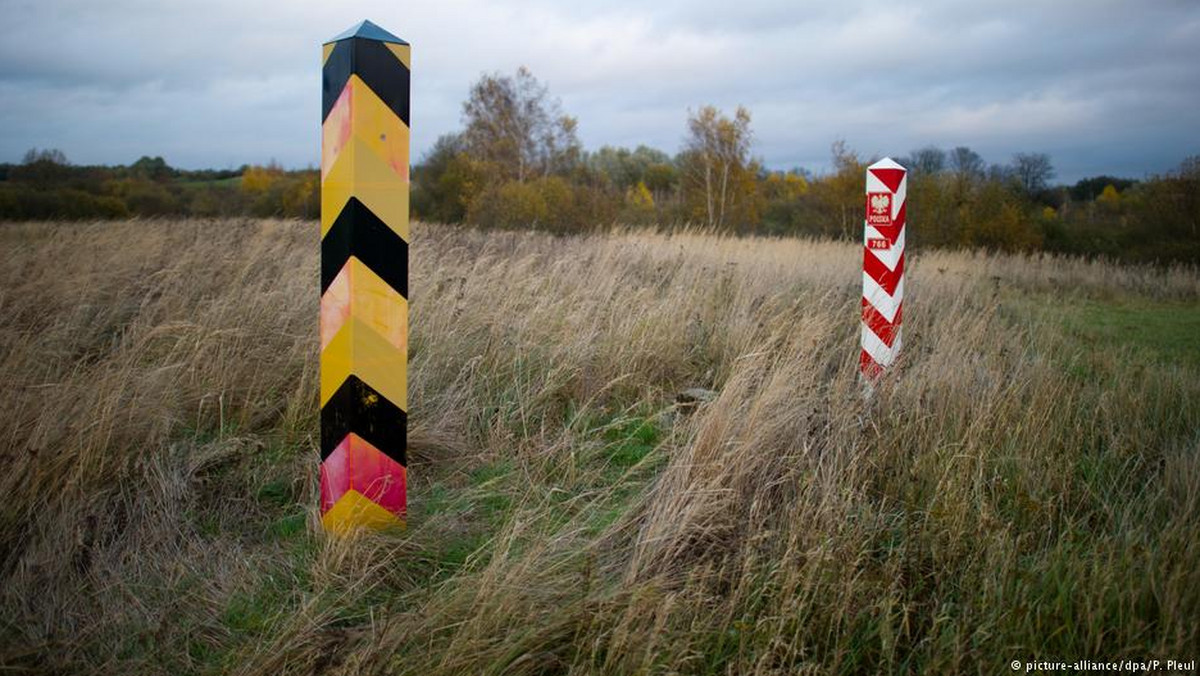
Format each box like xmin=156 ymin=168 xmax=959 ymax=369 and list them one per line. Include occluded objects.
xmin=1057 ymin=298 xmax=1200 ymax=368
xmin=601 ymin=415 xmax=661 ymax=470
xmin=221 ymin=579 xmax=289 ymax=635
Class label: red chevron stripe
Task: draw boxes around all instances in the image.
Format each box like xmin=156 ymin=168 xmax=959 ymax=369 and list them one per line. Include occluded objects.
xmin=862 ymin=297 xmax=903 ymax=347
xmin=863 ymin=248 xmax=905 ymax=295
xmin=320 ymin=432 xmax=407 ymax=515
xmin=860 ymin=349 xmax=883 ymax=378
xmin=869 ymin=168 xmax=906 ymax=193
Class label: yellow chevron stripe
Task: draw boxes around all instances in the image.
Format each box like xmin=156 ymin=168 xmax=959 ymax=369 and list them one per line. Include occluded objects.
xmin=350 ymin=75 xmax=410 ymax=182
xmin=321 ymin=489 xmax=404 ymax=533
xmin=321 ymin=257 xmax=408 ymax=351
xmin=320 ymin=135 xmax=410 ymax=241
xmin=320 ymin=315 xmax=407 ymax=410
xmin=385 ymin=43 xmax=411 ymax=69
xmin=322 ymin=42 xmax=335 ymax=65
xmin=322 ymin=75 xmax=410 ymax=182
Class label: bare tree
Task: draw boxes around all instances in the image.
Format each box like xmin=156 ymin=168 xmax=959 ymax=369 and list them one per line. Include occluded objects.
xmin=948 ymin=146 xmax=984 ymax=179
xmin=909 ymin=146 xmax=946 ymax=175
xmin=1012 ymin=152 xmax=1056 ymax=194
xmin=22 ymin=147 xmax=68 ymax=165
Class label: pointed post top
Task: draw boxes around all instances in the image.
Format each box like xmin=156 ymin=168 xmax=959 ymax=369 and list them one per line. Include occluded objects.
xmin=324 ymin=19 xmax=408 ymax=45
xmin=868 ymin=157 xmax=905 ymax=171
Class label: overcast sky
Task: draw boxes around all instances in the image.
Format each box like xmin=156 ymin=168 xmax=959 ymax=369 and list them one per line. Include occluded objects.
xmin=1 ymin=0 xmax=1197 ymax=182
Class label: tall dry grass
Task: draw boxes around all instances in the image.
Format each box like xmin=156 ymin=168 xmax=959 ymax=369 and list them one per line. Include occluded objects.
xmin=0 ymin=219 xmax=1197 ymax=675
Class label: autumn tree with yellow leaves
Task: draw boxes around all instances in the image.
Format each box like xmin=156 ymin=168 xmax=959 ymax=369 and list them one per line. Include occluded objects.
xmin=678 ymin=105 xmax=762 ymax=232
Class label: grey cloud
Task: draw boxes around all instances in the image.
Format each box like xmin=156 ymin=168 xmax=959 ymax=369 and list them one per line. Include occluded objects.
xmin=0 ymin=0 xmax=1197 ymax=182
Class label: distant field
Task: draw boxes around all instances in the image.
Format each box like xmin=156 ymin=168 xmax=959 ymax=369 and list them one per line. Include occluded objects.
xmin=1 ymin=220 xmax=1197 ymax=675
xmin=176 ymin=175 xmax=242 ymax=189
xmin=1056 ymin=299 xmax=1200 ymax=368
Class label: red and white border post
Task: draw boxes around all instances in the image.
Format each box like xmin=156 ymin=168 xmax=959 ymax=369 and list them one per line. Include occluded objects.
xmin=860 ymin=158 xmax=906 ymax=378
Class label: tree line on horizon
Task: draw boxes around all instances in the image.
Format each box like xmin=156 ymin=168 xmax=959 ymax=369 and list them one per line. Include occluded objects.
xmin=1 ymin=67 xmax=1197 ymax=264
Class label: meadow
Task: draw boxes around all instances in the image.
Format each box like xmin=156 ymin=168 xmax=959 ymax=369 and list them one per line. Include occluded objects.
xmin=1 ymin=219 xmax=1198 ymax=675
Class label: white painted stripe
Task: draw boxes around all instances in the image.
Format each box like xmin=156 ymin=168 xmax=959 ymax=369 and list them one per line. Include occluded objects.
xmin=866 ymin=229 xmax=905 ymax=270
xmin=866 ymin=172 xmax=887 ymax=193
xmin=862 ymin=293 xmax=900 ymax=324
xmin=861 ymin=324 xmax=896 ymax=366
xmin=864 ymin=223 xmax=884 ymax=242
xmin=864 ymin=222 xmax=905 ymax=245
xmin=892 ymin=180 xmax=906 ymax=219
xmin=862 ymin=273 xmax=903 ymax=322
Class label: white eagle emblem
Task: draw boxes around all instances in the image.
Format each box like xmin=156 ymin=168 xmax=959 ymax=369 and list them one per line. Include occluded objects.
xmin=870 ymin=193 xmax=890 ymax=215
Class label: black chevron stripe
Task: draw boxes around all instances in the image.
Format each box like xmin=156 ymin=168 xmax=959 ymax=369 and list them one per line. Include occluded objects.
xmin=321 ymin=375 xmax=407 ymax=463
xmin=322 ymin=37 xmax=410 ymax=126
xmin=321 ymin=197 xmax=408 ymax=297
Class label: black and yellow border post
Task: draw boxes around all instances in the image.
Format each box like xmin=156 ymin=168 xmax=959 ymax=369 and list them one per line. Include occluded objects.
xmin=318 ymin=20 xmax=410 ymax=533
